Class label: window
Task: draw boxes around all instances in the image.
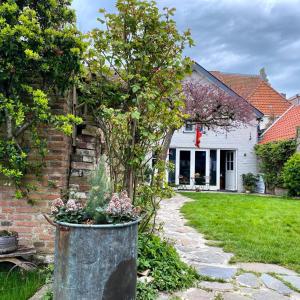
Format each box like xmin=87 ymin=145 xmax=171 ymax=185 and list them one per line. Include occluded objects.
xmin=184 ymin=122 xmax=194 ymax=132
xmin=210 ymin=150 xmax=217 ymax=185
xmin=168 ymin=148 xmax=176 ymax=184
xmin=226 ymin=151 xmax=234 ymax=171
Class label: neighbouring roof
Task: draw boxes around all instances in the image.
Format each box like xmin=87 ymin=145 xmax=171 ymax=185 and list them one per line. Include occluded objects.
xmin=192 ymin=63 xmax=264 ymax=118
xmin=210 ymin=71 xmax=291 ymax=116
xmin=259 ymin=105 xmax=300 ymax=144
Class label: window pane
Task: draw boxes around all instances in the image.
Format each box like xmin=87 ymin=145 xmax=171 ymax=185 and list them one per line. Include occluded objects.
xmin=168 ymin=148 xmax=176 ymax=184
xmin=184 ymin=122 xmax=193 ymax=131
xmin=179 ymin=151 xmax=190 ymax=185
xmin=195 ymin=151 xmax=206 ymax=185
xmin=210 ymin=150 xmax=217 ymax=185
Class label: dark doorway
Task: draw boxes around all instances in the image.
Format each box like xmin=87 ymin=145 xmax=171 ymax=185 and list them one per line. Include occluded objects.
xmin=220 ymin=150 xmax=226 ymax=190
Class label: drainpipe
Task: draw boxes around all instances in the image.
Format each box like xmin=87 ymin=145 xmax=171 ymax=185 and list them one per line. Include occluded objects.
xmin=297 ymin=127 xmax=300 ymax=153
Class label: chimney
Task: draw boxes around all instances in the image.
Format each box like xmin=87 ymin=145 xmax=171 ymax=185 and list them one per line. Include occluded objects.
xmin=280 ymin=93 xmax=286 ymax=99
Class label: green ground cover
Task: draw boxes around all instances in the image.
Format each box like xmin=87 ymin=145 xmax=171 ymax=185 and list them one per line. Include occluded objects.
xmin=181 ymin=192 xmax=300 ymax=272
xmin=0 ymin=265 xmax=46 ymax=300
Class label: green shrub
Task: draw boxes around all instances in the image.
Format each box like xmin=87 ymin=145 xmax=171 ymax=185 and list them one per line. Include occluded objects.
xmin=255 ymin=140 xmax=297 ymax=190
xmin=138 ymin=234 xmax=198 ymax=293
xmin=242 ymin=173 xmax=259 ymax=193
xmin=283 ymin=153 xmax=300 ymax=196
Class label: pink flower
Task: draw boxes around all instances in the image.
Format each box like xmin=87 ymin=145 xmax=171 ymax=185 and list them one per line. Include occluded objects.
xmin=51 ymin=206 xmax=58 ymax=214
xmin=66 ymin=199 xmax=78 ymax=212
xmin=52 ymin=198 xmax=64 ymax=208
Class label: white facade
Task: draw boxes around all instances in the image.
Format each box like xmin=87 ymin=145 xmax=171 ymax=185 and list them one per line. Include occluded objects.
xmin=167 ymin=65 xmax=260 ymax=192
xmin=169 ymin=123 xmax=259 ymax=192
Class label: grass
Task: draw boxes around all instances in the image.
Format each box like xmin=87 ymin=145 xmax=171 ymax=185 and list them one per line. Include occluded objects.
xmin=181 ymin=192 xmax=300 ymax=273
xmin=0 ymin=265 xmax=46 ymax=300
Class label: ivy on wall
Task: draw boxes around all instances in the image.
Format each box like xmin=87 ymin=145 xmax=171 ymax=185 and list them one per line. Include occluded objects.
xmin=0 ymin=1 xmax=85 ymax=198
xmin=255 ymin=139 xmax=297 ymax=190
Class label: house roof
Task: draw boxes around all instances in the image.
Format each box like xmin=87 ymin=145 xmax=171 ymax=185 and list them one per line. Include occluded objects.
xmin=192 ymin=63 xmax=264 ymax=118
xmin=210 ymin=71 xmax=291 ymax=116
xmin=259 ymin=105 xmax=300 ymax=144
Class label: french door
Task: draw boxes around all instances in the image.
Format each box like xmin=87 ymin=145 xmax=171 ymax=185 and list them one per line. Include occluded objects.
xmin=225 ymin=151 xmax=236 ymax=190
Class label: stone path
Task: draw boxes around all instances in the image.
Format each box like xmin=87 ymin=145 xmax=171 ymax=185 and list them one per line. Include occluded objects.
xmin=156 ymin=194 xmax=300 ymax=300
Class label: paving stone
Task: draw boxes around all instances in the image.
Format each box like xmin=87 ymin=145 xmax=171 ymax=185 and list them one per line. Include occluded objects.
xmin=222 ymin=292 xmax=251 ymax=300
xmin=175 ymin=288 xmax=214 ymax=300
xmin=199 ymin=281 xmax=234 ymax=291
xmin=236 ymin=273 xmax=260 ymax=288
xmin=281 ymin=275 xmax=300 ymax=290
xmin=197 ymin=265 xmax=237 ymax=281
xmin=261 ymin=273 xmax=292 ymax=295
xmin=236 ymin=263 xmax=297 ymax=275
xmin=252 ymin=289 xmax=290 ymax=300
xmin=190 ymin=250 xmax=233 ymax=264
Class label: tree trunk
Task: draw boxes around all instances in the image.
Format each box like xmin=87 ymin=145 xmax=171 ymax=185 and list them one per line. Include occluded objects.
xmin=159 ymin=128 xmax=175 ymax=162
xmin=5 ymin=109 xmax=13 ymax=139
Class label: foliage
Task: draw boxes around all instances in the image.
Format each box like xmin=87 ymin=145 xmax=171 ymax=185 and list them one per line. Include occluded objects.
xmin=0 ymin=230 xmax=17 ymax=237
xmin=282 ymin=153 xmax=300 ymax=196
xmin=255 ymin=140 xmax=297 ymax=190
xmin=0 ymin=267 xmax=47 ymax=300
xmin=79 ymin=0 xmax=193 ymax=230
xmin=184 ymin=81 xmax=254 ymax=129
xmin=242 ymin=173 xmax=259 ymax=193
xmin=51 ymin=198 xmax=86 ymax=224
xmin=181 ymin=192 xmax=300 ymax=273
xmin=136 ymin=281 xmax=158 ymax=300
xmin=86 ymin=157 xmax=111 ymax=222
xmin=0 ymin=0 xmax=85 ymax=197
xmin=51 ymin=162 xmax=141 ymax=224
xmin=138 ymin=233 xmax=198 ymax=292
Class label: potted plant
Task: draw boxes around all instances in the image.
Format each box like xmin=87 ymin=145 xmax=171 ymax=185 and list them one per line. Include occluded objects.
xmin=242 ymin=173 xmax=259 ymax=193
xmin=47 ymin=159 xmax=141 ymax=300
xmin=0 ymin=230 xmax=18 ymax=254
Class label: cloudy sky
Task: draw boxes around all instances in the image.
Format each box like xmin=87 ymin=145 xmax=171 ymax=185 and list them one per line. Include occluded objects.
xmin=72 ymin=0 xmax=300 ymax=97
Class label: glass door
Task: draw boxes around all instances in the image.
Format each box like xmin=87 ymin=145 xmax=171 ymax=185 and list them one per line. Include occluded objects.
xmin=194 ymin=151 xmax=206 ymax=185
xmin=179 ymin=150 xmax=191 ymax=185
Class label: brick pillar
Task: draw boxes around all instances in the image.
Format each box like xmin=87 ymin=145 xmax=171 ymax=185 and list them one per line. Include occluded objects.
xmin=0 ymin=93 xmax=72 ymax=254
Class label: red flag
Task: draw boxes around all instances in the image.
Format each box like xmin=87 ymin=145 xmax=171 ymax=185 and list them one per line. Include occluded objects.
xmin=195 ymin=124 xmax=202 ymax=148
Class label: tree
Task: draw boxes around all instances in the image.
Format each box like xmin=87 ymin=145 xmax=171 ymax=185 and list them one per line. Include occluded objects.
xmin=283 ymin=152 xmax=300 ymax=196
xmin=159 ymin=80 xmax=255 ymax=161
xmin=0 ymin=0 xmax=84 ymax=197
xmin=259 ymin=67 xmax=269 ymax=83
xmin=81 ymin=0 xmax=194 ymax=202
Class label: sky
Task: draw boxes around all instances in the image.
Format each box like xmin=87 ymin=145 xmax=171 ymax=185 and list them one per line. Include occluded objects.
xmin=72 ymin=0 xmax=300 ymax=97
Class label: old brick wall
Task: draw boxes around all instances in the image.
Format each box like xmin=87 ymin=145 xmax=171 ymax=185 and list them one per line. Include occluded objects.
xmin=0 ymin=94 xmax=72 ymax=254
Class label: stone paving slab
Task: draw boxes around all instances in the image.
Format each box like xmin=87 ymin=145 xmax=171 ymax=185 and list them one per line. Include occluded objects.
xmin=197 ymin=265 xmax=237 ymax=281
xmin=236 ymin=263 xmax=297 ymax=275
xmin=281 ymin=275 xmax=300 ymax=290
xmin=236 ymin=273 xmax=261 ymax=288
xmin=174 ymin=287 xmax=214 ymax=300
xmin=199 ymin=281 xmax=234 ymax=291
xmin=261 ymin=273 xmax=293 ymax=295
xmin=156 ymin=194 xmax=299 ymax=300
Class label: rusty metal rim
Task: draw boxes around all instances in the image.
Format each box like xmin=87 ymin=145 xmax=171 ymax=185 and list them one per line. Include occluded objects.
xmin=55 ymin=218 xmax=141 ymax=228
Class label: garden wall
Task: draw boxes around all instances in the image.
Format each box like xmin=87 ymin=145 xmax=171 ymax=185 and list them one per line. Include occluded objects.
xmin=0 ymin=91 xmax=101 ymax=255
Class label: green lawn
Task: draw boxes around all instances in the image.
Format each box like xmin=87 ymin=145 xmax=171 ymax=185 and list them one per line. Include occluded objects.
xmin=0 ymin=266 xmax=46 ymax=300
xmin=181 ymin=192 xmax=300 ymax=273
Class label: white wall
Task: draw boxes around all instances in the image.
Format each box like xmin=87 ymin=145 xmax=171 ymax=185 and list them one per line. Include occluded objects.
xmin=172 ymin=69 xmax=259 ymax=192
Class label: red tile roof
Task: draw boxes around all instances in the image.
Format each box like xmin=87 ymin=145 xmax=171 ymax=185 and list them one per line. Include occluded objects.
xmin=210 ymin=71 xmax=292 ymax=116
xmin=259 ymin=105 xmax=300 ymax=144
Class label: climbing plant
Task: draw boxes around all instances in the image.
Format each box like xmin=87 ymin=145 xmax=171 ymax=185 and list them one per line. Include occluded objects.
xmin=0 ymin=0 xmax=85 ymax=198
xmin=255 ymin=140 xmax=297 ymax=190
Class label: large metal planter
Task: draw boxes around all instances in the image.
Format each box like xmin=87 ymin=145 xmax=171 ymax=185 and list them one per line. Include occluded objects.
xmin=53 ymin=220 xmax=139 ymax=300
xmin=0 ymin=235 xmax=18 ymax=254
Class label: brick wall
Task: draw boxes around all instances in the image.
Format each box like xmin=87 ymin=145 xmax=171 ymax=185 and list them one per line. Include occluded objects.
xmin=0 ymin=94 xmax=72 ymax=254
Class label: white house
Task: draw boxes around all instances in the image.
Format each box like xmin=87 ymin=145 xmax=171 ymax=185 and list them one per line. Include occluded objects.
xmin=168 ymin=63 xmax=264 ymax=192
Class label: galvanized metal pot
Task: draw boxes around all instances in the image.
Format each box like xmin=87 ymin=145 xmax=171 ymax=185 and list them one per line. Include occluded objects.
xmin=0 ymin=235 xmax=18 ymax=254
xmin=53 ymin=220 xmax=139 ymax=300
